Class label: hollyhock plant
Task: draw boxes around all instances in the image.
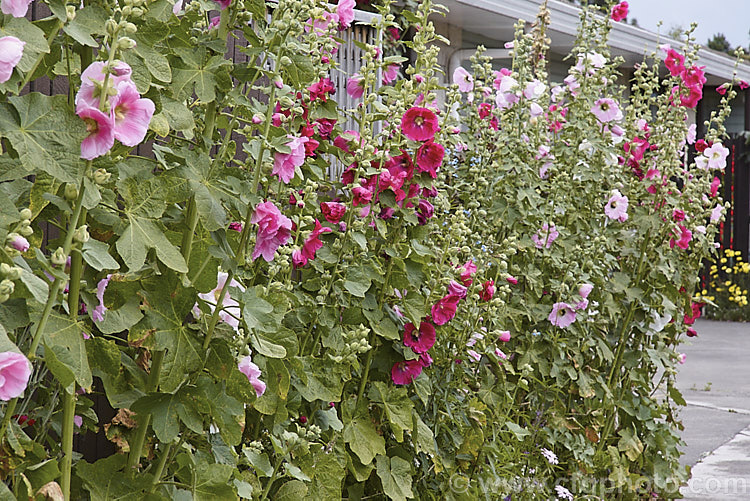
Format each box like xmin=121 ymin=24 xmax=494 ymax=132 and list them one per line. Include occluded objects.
xmin=549 ymin=302 xmax=577 ymax=328
xmin=238 ymin=354 xmax=266 ymax=397
xmin=391 ymin=359 xmax=423 ymax=385
xmin=272 ymin=135 xmax=308 ymax=183
xmin=415 ymin=140 xmax=445 ymax=178
xmin=431 ymin=294 xmax=460 ymax=326
xmin=196 ymin=271 xmax=245 ymax=332
xmin=0 ymin=37 xmax=25 ymax=83
xmin=0 ymin=0 xmax=32 ymax=17
xmin=401 ymin=107 xmax=439 ymax=142
xmin=77 ymin=105 xmax=115 ymax=160
xmin=604 ymin=189 xmax=629 ymax=222
xmin=0 ymin=352 xmax=32 ymax=401
xmin=610 ymin=1 xmax=628 ymax=22
xmin=403 ymin=321 xmax=436 ymax=353
xmin=250 ymin=201 xmax=292 ymax=262
xmin=320 ymin=202 xmax=346 ymax=224
xmin=452 ymin=67 xmax=474 ymax=92
xmin=110 ymin=81 xmax=155 ymax=147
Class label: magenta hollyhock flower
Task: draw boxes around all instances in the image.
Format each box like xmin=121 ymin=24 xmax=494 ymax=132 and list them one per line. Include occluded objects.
xmin=678 ymin=84 xmax=702 ymax=109
xmin=320 ymin=202 xmax=346 ymax=224
xmin=672 ymin=209 xmax=685 ymax=221
xmin=250 ymin=201 xmax=292 ymax=262
xmin=391 ymin=360 xmax=423 ymax=385
xmin=416 ymin=199 xmax=434 ymax=225
xmin=196 ymin=271 xmax=245 ymax=331
xmin=610 ymin=1 xmax=628 ymax=21
xmin=76 ymin=61 xmax=133 ymax=110
xmin=346 ymin=74 xmax=365 ymax=98
xmin=418 ymin=352 xmax=433 ymax=368
xmin=686 ymin=327 xmax=698 ymax=337
xmin=467 ymin=349 xmax=481 ymax=363
xmin=0 ymin=352 xmax=31 ymax=401
xmin=0 ymin=37 xmax=24 ymax=83
xmin=308 ymin=77 xmax=336 ymax=102
xmin=403 ymin=321 xmax=436 ymax=354
xmin=336 ymin=0 xmax=355 ymax=28
xmin=77 ymin=105 xmax=115 ymax=160
xmin=452 ymin=67 xmax=474 ymax=92
xmin=229 ymin=222 xmax=243 ymax=232
xmin=696 ymin=143 xmax=729 ymax=170
xmin=300 ymin=219 xmax=331 ymax=263
xmin=238 ymin=354 xmax=266 ymax=397
xmin=498 ymin=330 xmax=511 ymax=343
xmin=6 ymin=233 xmax=29 ymax=253
xmin=92 ymin=274 xmax=112 ymax=323
xmin=415 ymin=141 xmax=444 ymax=178
xmin=665 ymin=49 xmax=685 ymax=77
xmin=0 ymin=0 xmax=32 ymax=17
xmin=604 ymin=189 xmax=629 ymax=222
xmin=459 ymin=260 xmax=477 ymax=286
xmin=481 ymin=280 xmax=495 ymax=301
xmin=215 ymin=0 xmax=230 ymax=9
xmin=382 ymin=64 xmax=400 ymax=85
xmin=494 ymin=348 xmax=507 ymax=360
xmin=669 ymin=225 xmax=692 ymax=250
xmin=352 ymin=186 xmax=372 ymax=207
xmin=532 ymin=222 xmax=559 ymax=249
xmin=272 ymin=135 xmax=308 ymax=184
xmin=110 ymin=80 xmax=155 ymax=147
xmin=549 ymin=302 xmax=576 ymax=328
xmin=431 ymin=294 xmax=460 ymax=326
xmin=447 ymin=280 xmax=467 ymax=299
xmin=591 ymin=98 xmax=622 ymax=123
xmin=333 ymin=130 xmax=361 ymax=154
xmin=710 ymin=177 xmax=721 ymax=197
xmin=401 ymin=107 xmax=439 ymax=142
xmin=506 ymin=275 xmax=518 ymax=285
xmin=292 ymin=249 xmax=307 ymax=268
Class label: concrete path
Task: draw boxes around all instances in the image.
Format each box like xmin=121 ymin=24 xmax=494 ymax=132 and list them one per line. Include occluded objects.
xmin=676 ymin=319 xmax=750 ymax=499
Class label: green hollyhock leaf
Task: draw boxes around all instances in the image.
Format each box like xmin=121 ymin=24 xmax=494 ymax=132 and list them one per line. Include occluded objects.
xmin=344 ymin=266 xmax=372 ymax=298
xmin=369 ymin=382 xmax=413 ymax=443
xmin=243 ymin=449 xmax=274 ymax=477
xmin=0 ymin=94 xmax=86 ymax=183
xmin=174 ymin=151 xmax=230 ymax=231
xmin=0 ymin=323 xmax=20 ymax=353
xmin=376 ymin=456 xmax=413 ymax=501
xmin=342 ymin=401 xmax=385 ymax=465
xmin=172 ymin=48 xmax=231 ymax=103
xmin=413 ymin=414 xmax=437 ymax=457
xmin=134 ymin=39 xmax=172 ymax=83
xmin=274 ymin=480 xmax=308 ymax=501
xmin=300 ymin=447 xmax=345 ymax=500
xmin=82 ymin=239 xmax=120 ymax=271
xmin=160 ymin=97 xmax=196 ymax=139
xmin=97 ymin=295 xmax=143 ymax=335
xmin=291 ymin=357 xmax=346 ymax=404
xmin=189 ymin=462 xmax=235 ymax=501
xmin=63 ymin=5 xmax=108 ymax=46
xmin=617 ymin=427 xmax=644 ymax=461
xmin=42 ymin=311 xmax=92 ymax=389
xmin=18 ymin=268 xmax=49 ymax=305
xmin=85 ymin=337 xmax=120 ymax=378
xmin=196 ymin=376 xmax=244 ymax=446
xmin=76 ymin=455 xmax=149 ymax=500
xmin=131 ymin=393 xmax=181 ymax=442
xmin=241 ymin=287 xmax=274 ymax=330
xmin=314 ymin=406 xmax=343 ymax=432
xmin=117 ymin=217 xmax=188 ymax=272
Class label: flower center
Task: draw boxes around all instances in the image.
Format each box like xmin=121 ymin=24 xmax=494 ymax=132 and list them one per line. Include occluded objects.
xmin=414 ymin=116 xmax=424 ymax=126
xmin=114 ymin=103 xmax=128 ymax=122
xmin=84 ymin=118 xmax=99 ymax=135
xmin=600 ymin=102 xmax=610 ymax=111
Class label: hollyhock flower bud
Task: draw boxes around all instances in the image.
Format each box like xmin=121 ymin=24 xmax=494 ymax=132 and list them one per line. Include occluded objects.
xmin=73 ymin=225 xmax=90 ymax=243
xmin=92 ymin=274 xmax=112 ymax=323
xmin=51 ymin=247 xmax=67 ymax=266
xmin=498 ymin=330 xmax=511 ymax=343
xmin=0 ymin=36 xmax=25 ymax=83
xmin=481 ymin=280 xmax=495 ymax=301
xmin=403 ymin=321 xmax=436 ymax=353
xmin=238 ymin=354 xmax=266 ymax=397
xmin=549 ymin=302 xmax=576 ymax=328
xmin=391 ymin=359 xmax=423 ymax=385
xmin=0 ymin=352 xmax=32 ymax=401
xmin=401 ymin=107 xmax=439 ymax=142
xmin=6 ymin=233 xmax=29 ymax=253
xmin=338 ymin=221 xmax=347 ymax=232
xmin=506 ymin=275 xmax=518 ymax=285
xmin=686 ymin=327 xmax=698 ymax=337
xmin=251 ymin=201 xmax=292 ymax=262
xmin=431 ymin=294 xmax=460 ymax=325
xmin=0 ymin=280 xmax=14 ymax=296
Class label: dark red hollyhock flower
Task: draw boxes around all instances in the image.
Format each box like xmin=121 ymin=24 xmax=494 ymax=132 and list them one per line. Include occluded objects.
xmin=695 ymin=139 xmax=710 ymax=153
xmin=391 ymin=359 xmax=423 ymax=385
xmin=480 ymin=280 xmax=495 ymax=301
xmin=315 ymin=118 xmax=336 ymax=139
xmin=341 ymin=165 xmax=356 ymax=185
xmin=415 ymin=141 xmax=445 ymax=179
xmin=478 ymin=102 xmax=492 ymax=119
xmin=686 ymin=327 xmax=698 ymax=337
xmin=307 ymin=78 xmax=335 ymax=102
xmin=304 ymin=138 xmax=319 ymax=157
xmin=299 ymin=415 xmax=308 ymax=424
xmin=403 ymin=321 xmax=436 ymax=354
xmin=385 ymin=150 xmax=415 ymax=181
xmin=320 ymin=202 xmax=346 ymax=224
xmin=430 ymin=294 xmax=460 ymax=325
xmin=416 ymin=199 xmax=434 ymax=225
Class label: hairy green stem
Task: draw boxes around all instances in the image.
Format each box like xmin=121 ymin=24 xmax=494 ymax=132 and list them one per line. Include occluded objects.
xmin=259 ymin=455 xmax=284 ymax=501
xmin=0 ymin=399 xmax=18 ymax=443
xmin=148 ymin=442 xmax=174 ymax=492
xmin=127 ymin=350 xmax=165 ymax=469
xmin=60 ymin=389 xmax=76 ymax=501
xmin=180 ymin=197 xmax=199 ymax=266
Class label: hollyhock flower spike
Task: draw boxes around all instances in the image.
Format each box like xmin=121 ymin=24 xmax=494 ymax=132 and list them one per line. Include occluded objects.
xmin=110 ymin=80 xmax=155 ymax=147
xmin=549 ymin=302 xmax=576 ymax=328
xmin=431 ymin=294 xmax=460 ymax=325
xmin=238 ymin=354 xmax=266 ymax=397
xmin=452 ymin=67 xmax=474 ymax=92
xmin=604 ymin=189 xmax=629 ymax=222
xmin=0 ymin=0 xmax=32 ymax=17
xmin=391 ymin=360 xmax=423 ymax=385
xmin=0 ymin=352 xmax=32 ymax=401
xmin=610 ymin=1 xmax=628 ymax=22
xmin=272 ymin=135 xmax=308 ymax=183
xmin=403 ymin=321 xmax=436 ymax=353
xmin=77 ymin=105 xmax=115 ymax=160
xmin=196 ymin=271 xmax=245 ymax=331
xmin=0 ymin=37 xmax=25 ymax=83
xmin=250 ymin=201 xmax=292 ymax=262
xmin=401 ymin=107 xmax=439 ymax=142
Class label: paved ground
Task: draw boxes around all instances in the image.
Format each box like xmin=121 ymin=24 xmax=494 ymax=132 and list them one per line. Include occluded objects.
xmin=676 ymin=319 xmax=750 ymax=499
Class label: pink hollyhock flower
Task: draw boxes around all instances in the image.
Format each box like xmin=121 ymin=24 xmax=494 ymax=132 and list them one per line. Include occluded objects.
xmin=320 ymin=202 xmax=346 ymax=224
xmin=382 ymin=64 xmax=400 ymax=85
xmin=229 ymin=222 xmax=243 ymax=231
xmin=74 ymin=415 xmax=83 ymax=428
xmin=336 ymin=0 xmax=355 ymax=29
xmin=610 ymin=1 xmax=628 ymax=21
xmin=0 ymin=352 xmax=32 ymax=401
xmin=466 ymin=332 xmax=483 ymax=347
xmin=506 ymin=275 xmax=518 ymax=285
xmin=215 ymin=0 xmax=230 ymax=9
xmin=467 ymin=349 xmax=481 ymax=363
xmin=251 ymin=201 xmax=292 ymax=262
xmin=300 ymin=219 xmax=331 ymax=263
xmin=238 ymin=354 xmax=266 ymax=397
xmin=0 ymin=37 xmax=24 ymax=83
xmin=532 ymin=222 xmax=559 ymax=249
xmin=452 ymin=67 xmax=474 ymax=92
xmin=665 ymin=49 xmax=685 ymax=77
xmin=172 ymin=0 xmax=183 ymax=14
xmin=481 ymin=280 xmax=495 ymax=301
xmin=92 ymin=274 xmax=112 ymax=323
xmin=76 ymin=61 xmax=133 ymax=110
xmin=686 ymin=327 xmax=698 ymax=337
xmin=678 ymin=353 xmax=686 ymax=365
xmin=459 ymin=260 xmax=477 ymax=285
xmin=292 ymin=249 xmax=307 ymax=268
xmin=431 ymin=294 xmax=460 ymax=326
xmin=334 ymin=130 xmax=361 ymax=154
xmin=346 ymin=74 xmax=365 ymax=98
xmin=109 ymin=80 xmax=155 ymax=147
xmin=308 ymin=77 xmax=335 ymax=102
xmin=391 ymin=360 xmax=423 ymax=385
xmin=523 ymin=80 xmax=546 ymax=100
xmin=672 ymin=209 xmax=685 ymax=221
xmin=669 ymin=225 xmax=692 ymax=250
xmin=196 ymin=271 xmax=245 ymax=331
xmin=416 ymin=199 xmax=434 ymax=225
xmin=6 ymin=233 xmax=29 ymax=252
xmin=403 ymin=321 xmax=436 ymax=353
xmin=448 ymin=280 xmax=468 ymax=299
xmin=418 ymin=352 xmax=433 ymax=368
xmin=77 ymin=105 xmax=115 ymax=160
xmin=272 ymin=135 xmax=308 ymax=183
xmin=415 ymin=141 xmax=444 ymax=178
xmin=576 ymin=283 xmax=593 ymax=310
xmin=683 ymin=65 xmax=706 ymax=88
xmin=604 ymin=189 xmax=629 ymax=222
xmin=711 ymin=204 xmax=724 ymax=223
xmin=686 ymin=124 xmax=697 ymax=144
xmin=591 ymin=98 xmax=622 ymax=123
xmin=549 ymin=302 xmax=576 ymax=328
xmin=498 ymin=330 xmax=511 ymax=343
xmin=352 ymin=186 xmax=372 ymax=207
xmin=0 ymin=0 xmax=32 ymax=17
xmin=678 ymin=85 xmax=702 ymax=109
xmin=494 ymin=348 xmax=507 ymax=360
xmin=710 ymin=177 xmax=721 ymax=197
xmin=401 ymin=107 xmax=439 ymax=142
xmin=696 ymin=143 xmax=729 ymax=170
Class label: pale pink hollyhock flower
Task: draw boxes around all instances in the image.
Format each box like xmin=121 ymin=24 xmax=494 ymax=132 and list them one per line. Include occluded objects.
xmin=711 ymin=204 xmax=724 ymax=222
xmin=494 ymin=348 xmax=507 ymax=360
xmin=686 ymin=123 xmax=697 ymax=144
xmin=564 ymin=74 xmax=580 ymax=94
xmin=677 ymin=353 xmax=686 ymax=365
xmin=498 ymin=330 xmax=511 ymax=343
xmin=0 ymin=0 xmax=32 ymax=17
xmin=495 ymin=91 xmax=519 ymax=110
xmin=346 ymin=74 xmax=365 ymax=98
xmin=172 ymin=0 xmax=183 ymax=14
xmin=0 ymin=352 xmax=32 ymax=401
xmin=391 ymin=360 xmax=422 ymax=385
xmin=92 ymin=274 xmax=112 ymax=323
xmin=382 ymin=64 xmax=399 ymax=84
xmin=0 ymin=37 xmax=25 ymax=83
xmin=467 ymin=349 xmax=481 ymax=363
xmin=532 ymin=222 xmax=559 ymax=249
xmin=109 ymin=80 xmax=155 ymax=147
xmin=7 ymin=233 xmax=29 ymax=252
xmin=251 ymin=201 xmax=292 ymax=262
xmin=466 ymin=332 xmax=483 ymax=347
xmin=696 ymin=143 xmax=729 ymax=170
xmin=76 ymin=61 xmax=133 ymax=110
xmin=695 ymin=225 xmax=706 ymax=234
xmin=448 ymin=280 xmax=468 ymax=299
xmin=272 ymin=135 xmax=308 ymax=184
xmin=576 ymin=284 xmax=593 ymax=310
xmin=549 ymin=302 xmax=576 ymax=328
xmin=196 ymin=271 xmax=245 ymax=332
xmin=591 ymin=98 xmax=622 ymax=123
xmin=529 ymin=102 xmax=544 ymax=117
xmin=523 ymin=80 xmax=546 ymax=100
xmin=77 ymin=105 xmax=115 ymax=160
xmin=504 ymin=41 xmax=514 ymax=49
xmin=238 ymin=354 xmax=266 ymax=397
xmin=73 ymin=415 xmax=83 ymax=428
xmin=539 ymin=162 xmax=552 ymax=179
xmin=452 ymin=67 xmax=474 ymax=92
xmin=494 ymin=70 xmax=517 ymax=93
xmin=604 ymin=189 xmax=629 ymax=222
xmin=336 ymin=0 xmax=355 ymax=28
